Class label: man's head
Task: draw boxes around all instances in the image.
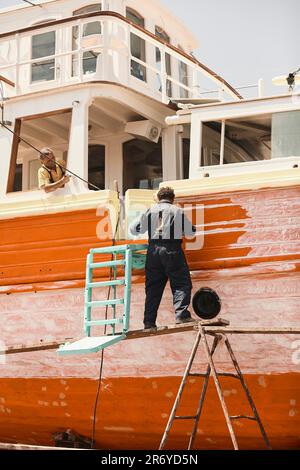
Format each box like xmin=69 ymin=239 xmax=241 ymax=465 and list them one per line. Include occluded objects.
xmin=156 ymin=186 xmax=175 ymax=203
xmin=40 ymin=147 xmax=56 ymax=169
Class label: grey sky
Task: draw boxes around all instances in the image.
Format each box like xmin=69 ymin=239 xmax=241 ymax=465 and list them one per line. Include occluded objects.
xmin=0 ymin=0 xmax=298 ymax=97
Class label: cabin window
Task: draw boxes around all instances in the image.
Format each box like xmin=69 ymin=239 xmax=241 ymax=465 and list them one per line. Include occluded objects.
xmin=73 ymin=4 xmax=102 ymax=15
xmin=31 ymin=31 xmax=56 ymax=82
xmin=272 ymin=111 xmax=300 ymax=158
xmin=178 ymin=45 xmax=188 ymax=98
xmin=126 ymin=8 xmax=146 ymax=82
xmin=123 ymin=139 xmax=162 ymax=192
xmin=72 ymin=4 xmax=102 ymax=76
xmin=88 ymin=144 xmax=105 ymax=190
xmin=200 ymin=114 xmax=272 ymax=166
xmin=155 ymin=26 xmax=172 ymax=97
xmin=7 ymin=109 xmax=72 ymax=193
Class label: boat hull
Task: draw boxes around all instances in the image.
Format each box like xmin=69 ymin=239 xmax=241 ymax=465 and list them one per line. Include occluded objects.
xmin=0 ymin=374 xmax=299 ymax=450
xmin=1 ymin=184 xmax=300 ymax=449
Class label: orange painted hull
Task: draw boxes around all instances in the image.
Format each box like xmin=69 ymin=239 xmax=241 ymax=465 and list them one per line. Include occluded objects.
xmin=2 ymin=186 xmax=300 ymax=291
xmin=0 ymin=375 xmax=299 ymax=450
xmin=0 ymin=185 xmax=300 ymax=448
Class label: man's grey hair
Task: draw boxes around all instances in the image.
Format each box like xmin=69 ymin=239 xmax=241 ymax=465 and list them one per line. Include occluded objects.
xmin=40 ymin=147 xmax=54 ymax=159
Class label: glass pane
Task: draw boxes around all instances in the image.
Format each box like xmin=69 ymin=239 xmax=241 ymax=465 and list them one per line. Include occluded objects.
xmin=72 ymin=23 xmax=100 ymax=76
xmin=130 ymin=33 xmax=145 ymax=60
xmin=272 ymin=111 xmax=300 ymax=158
xmin=83 ymin=21 xmax=101 ymax=36
xmin=131 ymin=60 xmax=146 ymax=81
xmin=202 ymin=123 xmax=221 ymax=166
xmin=83 ymin=51 xmax=98 ymax=74
xmin=224 ymin=117 xmax=271 ymax=163
xmin=201 ymin=117 xmax=271 ymax=167
xmin=72 ymin=25 xmax=79 ymax=50
xmin=155 ymin=26 xmax=170 ymax=43
xmin=32 ymin=60 xmax=55 ymax=82
xmin=156 ymin=49 xmax=172 ymax=96
xmin=179 ymin=60 xmax=188 ymax=98
xmin=130 ymin=33 xmax=146 ymax=81
xmin=32 ymin=31 xmax=55 ymax=59
xmin=73 ymin=4 xmax=102 ymax=15
xmin=88 ymin=145 xmax=105 ymax=190
xmin=72 ymin=54 xmax=79 ymax=77
xmin=126 ymin=8 xmax=144 ymax=27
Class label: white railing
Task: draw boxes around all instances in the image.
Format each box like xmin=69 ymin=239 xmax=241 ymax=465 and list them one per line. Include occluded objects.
xmin=0 ymin=12 xmax=240 ymax=102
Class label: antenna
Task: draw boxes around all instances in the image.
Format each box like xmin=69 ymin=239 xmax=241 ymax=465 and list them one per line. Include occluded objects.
xmin=272 ymin=68 xmax=300 ymax=91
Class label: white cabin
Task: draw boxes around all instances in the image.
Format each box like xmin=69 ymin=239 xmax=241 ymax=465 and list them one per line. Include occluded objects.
xmin=3 ymin=1 xmax=299 ymax=227
xmin=0 ymin=0 xmax=242 ymax=220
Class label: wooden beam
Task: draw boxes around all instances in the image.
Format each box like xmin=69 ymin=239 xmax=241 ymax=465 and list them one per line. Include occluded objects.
xmin=0 ymin=75 xmax=15 ymax=88
xmin=0 ymin=442 xmax=84 ymax=451
xmin=0 ymin=338 xmax=75 ymax=355
xmin=6 ymin=118 xmax=21 ymax=193
xmin=1 ymin=322 xmax=300 ymax=356
xmin=204 ymin=327 xmax=300 ymax=335
xmin=126 ymin=319 xmax=229 ymax=340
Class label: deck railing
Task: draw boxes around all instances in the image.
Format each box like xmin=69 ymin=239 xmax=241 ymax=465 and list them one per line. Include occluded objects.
xmin=0 ymin=11 xmax=240 ymax=102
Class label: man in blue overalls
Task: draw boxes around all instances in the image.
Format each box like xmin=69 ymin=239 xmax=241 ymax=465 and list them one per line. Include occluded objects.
xmin=130 ymin=187 xmax=196 ymax=331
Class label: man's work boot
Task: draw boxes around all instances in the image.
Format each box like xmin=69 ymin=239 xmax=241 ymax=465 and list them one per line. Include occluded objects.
xmin=175 ymin=317 xmax=195 ymax=325
xmin=144 ymin=324 xmax=157 ymax=332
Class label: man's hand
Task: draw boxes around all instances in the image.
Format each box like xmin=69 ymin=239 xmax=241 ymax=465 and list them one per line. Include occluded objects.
xmin=42 ymin=175 xmax=71 ymax=193
xmin=62 ymin=175 xmax=71 ymax=184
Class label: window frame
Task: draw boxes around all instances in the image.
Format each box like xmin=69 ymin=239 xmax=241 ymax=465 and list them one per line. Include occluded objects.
xmin=73 ymin=4 xmax=102 ymax=16
xmin=30 ymin=29 xmax=57 ymax=84
xmin=6 ymin=108 xmax=72 ymax=194
xmin=126 ymin=7 xmax=147 ymax=82
xmin=71 ymin=4 xmax=103 ymax=77
xmin=155 ymin=26 xmax=172 ymax=97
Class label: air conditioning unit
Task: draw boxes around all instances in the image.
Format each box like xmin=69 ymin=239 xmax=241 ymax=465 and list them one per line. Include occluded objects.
xmin=125 ymin=120 xmax=161 ymax=143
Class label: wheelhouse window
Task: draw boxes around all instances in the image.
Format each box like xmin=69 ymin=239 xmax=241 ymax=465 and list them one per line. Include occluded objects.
xmin=200 ymin=114 xmax=273 ymax=166
xmin=31 ymin=31 xmax=56 ymax=82
xmin=272 ymin=111 xmax=300 ymax=158
xmin=72 ymin=4 xmax=102 ymax=76
xmin=178 ymin=45 xmax=188 ymax=98
xmin=123 ymin=139 xmax=162 ymax=192
xmin=155 ymin=26 xmax=172 ymax=97
xmin=126 ymin=8 xmax=146 ymax=82
xmin=73 ymin=4 xmax=102 ymax=15
xmin=7 ymin=109 xmax=72 ymax=193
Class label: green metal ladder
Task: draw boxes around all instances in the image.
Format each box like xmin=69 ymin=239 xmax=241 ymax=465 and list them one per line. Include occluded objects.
xmin=58 ymin=244 xmax=147 ymax=355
